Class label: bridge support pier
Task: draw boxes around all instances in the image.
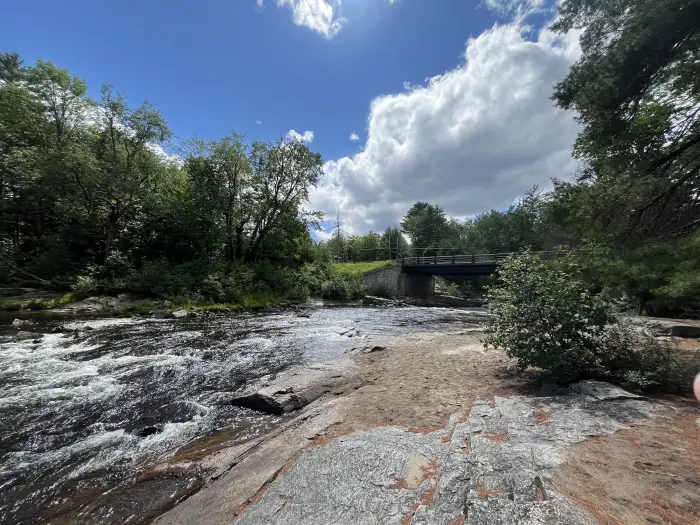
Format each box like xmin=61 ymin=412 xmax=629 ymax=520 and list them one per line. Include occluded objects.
xmin=401 ymin=273 xmax=435 ymax=298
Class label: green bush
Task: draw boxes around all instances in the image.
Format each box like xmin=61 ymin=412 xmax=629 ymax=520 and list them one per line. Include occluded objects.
xmin=484 ymin=251 xmax=692 ymax=390
xmin=72 ymin=274 xmax=99 ymax=299
xmin=321 ymin=277 xmax=351 ymax=300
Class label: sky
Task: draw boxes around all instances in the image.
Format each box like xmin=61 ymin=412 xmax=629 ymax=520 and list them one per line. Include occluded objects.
xmin=1 ymin=0 xmax=582 ymax=239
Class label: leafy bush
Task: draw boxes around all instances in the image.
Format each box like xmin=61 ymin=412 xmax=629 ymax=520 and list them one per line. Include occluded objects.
xmin=72 ymin=275 xmax=99 ymax=299
xmin=321 ymin=277 xmax=351 ymax=300
xmin=485 ymin=251 xmax=693 ymax=390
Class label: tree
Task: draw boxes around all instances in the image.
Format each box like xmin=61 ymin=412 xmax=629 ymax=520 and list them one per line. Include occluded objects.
xmin=72 ymin=86 xmax=171 ymax=261
xmin=552 ymin=0 xmax=700 ymax=244
xmin=400 ymin=202 xmax=448 ymax=255
xmin=382 ymin=227 xmax=409 ymax=260
xmin=246 ymin=138 xmax=323 ymax=261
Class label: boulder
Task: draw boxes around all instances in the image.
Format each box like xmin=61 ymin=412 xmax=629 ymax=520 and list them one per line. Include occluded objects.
xmin=12 ymin=318 xmax=31 ymax=329
xmin=153 ymin=311 xmax=171 ymax=319
xmin=171 ymin=309 xmax=189 ymax=319
xmin=647 ymin=319 xmax=700 ymax=338
xmin=14 ymin=331 xmax=42 ymax=341
xmin=232 ymin=358 xmax=357 ymax=414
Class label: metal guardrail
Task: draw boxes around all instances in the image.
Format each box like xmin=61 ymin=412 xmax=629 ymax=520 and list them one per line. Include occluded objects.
xmin=400 ymin=251 xmax=568 ymax=266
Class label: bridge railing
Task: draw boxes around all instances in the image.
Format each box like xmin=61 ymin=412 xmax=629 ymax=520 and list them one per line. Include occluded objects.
xmin=400 ymin=251 xmax=568 ymax=266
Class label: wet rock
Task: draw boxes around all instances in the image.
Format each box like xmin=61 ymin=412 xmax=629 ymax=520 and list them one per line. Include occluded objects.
xmin=153 ymin=312 xmax=171 ymax=319
xmin=231 ymin=359 xmax=357 ymax=414
xmin=172 ymin=310 xmax=188 ymax=319
xmin=51 ymin=325 xmax=71 ymax=333
xmin=362 ymin=295 xmax=397 ymax=307
xmin=297 ymin=313 xmax=311 ymax=318
xmin=12 ymin=318 xmax=32 ymax=329
xmin=139 ymin=426 xmax=161 ymax=437
xmin=190 ymin=306 xmax=197 ymax=311
xmin=14 ymin=331 xmax=42 ymax=341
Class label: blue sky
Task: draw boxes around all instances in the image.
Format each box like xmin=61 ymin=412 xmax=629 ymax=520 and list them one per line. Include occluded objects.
xmin=1 ymin=0 xmax=582 ymax=237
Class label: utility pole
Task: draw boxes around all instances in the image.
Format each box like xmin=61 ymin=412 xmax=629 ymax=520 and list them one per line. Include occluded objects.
xmin=335 ymin=210 xmax=343 ymax=262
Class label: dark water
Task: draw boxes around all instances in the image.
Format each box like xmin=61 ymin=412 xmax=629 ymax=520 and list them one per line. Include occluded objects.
xmin=0 ymin=306 xmax=487 ymax=525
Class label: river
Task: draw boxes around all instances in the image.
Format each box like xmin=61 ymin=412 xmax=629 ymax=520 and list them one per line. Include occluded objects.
xmin=0 ymin=305 xmax=487 ymax=525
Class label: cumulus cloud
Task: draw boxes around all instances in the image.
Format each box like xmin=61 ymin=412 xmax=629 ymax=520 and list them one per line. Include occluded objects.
xmin=286 ymin=129 xmax=314 ymax=143
xmin=349 ymin=132 xmax=360 ymax=142
xmin=276 ymin=0 xmax=346 ymax=38
xmin=309 ymin=21 xmax=582 ymax=236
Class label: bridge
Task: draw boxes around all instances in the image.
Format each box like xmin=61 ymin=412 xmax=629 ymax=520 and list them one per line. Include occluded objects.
xmin=395 ymin=251 xmax=564 ymax=297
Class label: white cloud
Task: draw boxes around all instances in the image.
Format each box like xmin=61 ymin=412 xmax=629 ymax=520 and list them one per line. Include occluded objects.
xmin=286 ymin=129 xmax=314 ymax=143
xmin=257 ymin=0 xmax=264 ymax=6
xmin=256 ymin=120 xmax=262 ymax=125
xmin=349 ymin=132 xmax=360 ymax=142
xmin=482 ymin=0 xmax=555 ymax=21
xmin=309 ymin=21 xmax=582 ymax=236
xmin=276 ymin=0 xmax=346 ymax=38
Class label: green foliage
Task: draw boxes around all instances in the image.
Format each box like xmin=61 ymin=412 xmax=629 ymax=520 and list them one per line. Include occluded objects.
xmin=485 ymin=252 xmax=691 ymax=389
xmin=551 ymin=0 xmax=700 ymax=243
xmin=71 ymin=275 xmax=99 ymax=300
xmin=335 ymin=261 xmax=395 ymax=276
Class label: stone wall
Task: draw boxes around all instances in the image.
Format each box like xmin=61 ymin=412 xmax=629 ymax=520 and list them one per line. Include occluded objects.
xmin=362 ymin=265 xmax=402 ymax=298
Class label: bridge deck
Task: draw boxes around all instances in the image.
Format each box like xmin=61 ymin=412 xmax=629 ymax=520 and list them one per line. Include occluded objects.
xmin=400 ymin=251 xmax=566 ymax=267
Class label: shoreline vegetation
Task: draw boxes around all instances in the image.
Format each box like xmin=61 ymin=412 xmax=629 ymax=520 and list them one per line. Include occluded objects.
xmin=0 ymin=261 xmax=398 ymax=316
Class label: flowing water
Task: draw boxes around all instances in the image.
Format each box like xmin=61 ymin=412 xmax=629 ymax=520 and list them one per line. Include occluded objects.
xmin=0 ymin=305 xmax=487 ymax=525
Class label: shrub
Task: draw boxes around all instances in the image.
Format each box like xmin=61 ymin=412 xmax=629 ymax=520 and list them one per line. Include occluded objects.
xmin=484 ymin=251 xmax=693 ymax=390
xmin=72 ymin=275 xmax=99 ymax=299
xmin=321 ymin=277 xmax=350 ymax=300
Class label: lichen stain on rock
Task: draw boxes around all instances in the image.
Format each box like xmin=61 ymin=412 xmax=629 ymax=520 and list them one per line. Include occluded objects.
xmin=478 ymin=432 xmax=509 ymax=442
xmin=532 ymin=408 xmax=552 ymax=425
xmin=476 ymin=478 xmax=503 ymax=499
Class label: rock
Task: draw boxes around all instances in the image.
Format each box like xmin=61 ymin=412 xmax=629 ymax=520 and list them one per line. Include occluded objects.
xmin=52 ymin=325 xmax=71 ymax=334
xmin=363 ymin=345 xmax=386 ymax=354
xmin=12 ymin=318 xmax=31 ymax=329
xmin=569 ymin=380 xmax=644 ymax=401
xmin=361 ymin=296 xmax=397 ymax=307
xmin=190 ymin=306 xmax=197 ymax=311
xmin=153 ymin=312 xmax=171 ymax=319
xmin=84 ymin=325 xmax=95 ymax=331
xmin=644 ymin=515 xmax=663 ymax=524
xmin=647 ymin=319 xmax=700 ymax=338
xmin=172 ymin=310 xmax=188 ymax=319
xmin=162 ymin=300 xmax=173 ymax=308
xmin=14 ymin=331 xmax=41 ymax=341
xmin=231 ymin=358 xmax=357 ymax=414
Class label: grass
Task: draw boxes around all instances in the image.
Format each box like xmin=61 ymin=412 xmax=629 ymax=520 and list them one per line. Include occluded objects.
xmin=334 ymin=261 xmax=395 ymax=277
xmin=0 ymin=293 xmax=76 ymax=311
xmin=120 ymin=294 xmax=289 ymax=315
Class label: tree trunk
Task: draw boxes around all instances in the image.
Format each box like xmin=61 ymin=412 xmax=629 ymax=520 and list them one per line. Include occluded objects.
xmin=104 ymin=212 xmax=119 ymax=263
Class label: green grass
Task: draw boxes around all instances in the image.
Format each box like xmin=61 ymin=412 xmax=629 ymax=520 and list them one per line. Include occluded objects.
xmin=334 ymin=261 xmax=395 ymax=277
xmin=0 ymin=293 xmax=76 ymax=311
xmin=120 ymin=294 xmax=288 ymax=315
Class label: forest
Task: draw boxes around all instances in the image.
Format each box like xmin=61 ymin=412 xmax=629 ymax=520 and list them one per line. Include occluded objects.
xmin=1 ymin=0 xmax=700 ymax=313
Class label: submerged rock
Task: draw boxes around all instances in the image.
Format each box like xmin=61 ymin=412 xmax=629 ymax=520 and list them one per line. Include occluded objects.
xmin=231 ymin=359 xmax=357 ymax=414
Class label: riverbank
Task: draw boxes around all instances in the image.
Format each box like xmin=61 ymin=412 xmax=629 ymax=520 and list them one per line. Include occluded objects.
xmin=155 ymin=328 xmax=700 ymax=525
